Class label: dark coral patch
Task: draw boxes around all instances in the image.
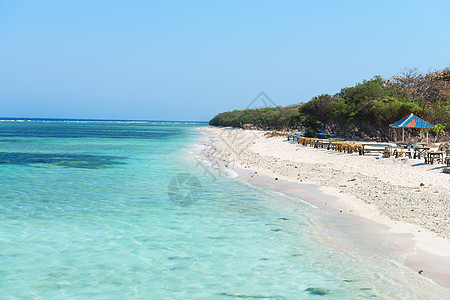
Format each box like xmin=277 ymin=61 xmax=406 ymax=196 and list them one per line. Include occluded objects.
xmin=305 ymin=287 xmax=330 ymax=296
xmin=0 ymin=152 xmax=125 ymax=169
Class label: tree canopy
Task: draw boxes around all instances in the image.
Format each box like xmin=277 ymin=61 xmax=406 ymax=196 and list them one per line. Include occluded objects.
xmin=209 ymin=68 xmax=450 ymax=141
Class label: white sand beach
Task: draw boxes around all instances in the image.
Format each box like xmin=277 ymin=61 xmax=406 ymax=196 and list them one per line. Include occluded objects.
xmin=201 ymin=126 xmax=450 ymax=286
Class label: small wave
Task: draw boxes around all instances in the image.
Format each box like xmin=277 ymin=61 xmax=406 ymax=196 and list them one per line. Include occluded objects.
xmin=386 ymin=258 xmax=438 ymax=285
xmin=271 ymin=190 xmax=318 ymax=208
xmin=223 ymin=167 xmax=238 ymax=178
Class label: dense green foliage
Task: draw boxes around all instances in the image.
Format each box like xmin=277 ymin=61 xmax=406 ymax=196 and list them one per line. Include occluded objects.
xmin=209 ymin=69 xmax=450 ymax=141
xmin=298 ymin=77 xmax=422 ymax=140
xmin=209 ymin=106 xmax=300 ymax=129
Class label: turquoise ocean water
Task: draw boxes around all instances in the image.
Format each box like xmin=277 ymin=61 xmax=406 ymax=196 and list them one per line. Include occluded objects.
xmin=0 ymin=120 xmax=447 ymax=299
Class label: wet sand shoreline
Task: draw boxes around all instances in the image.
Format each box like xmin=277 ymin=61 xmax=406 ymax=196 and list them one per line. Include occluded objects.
xmin=199 ymin=126 xmax=450 ymax=288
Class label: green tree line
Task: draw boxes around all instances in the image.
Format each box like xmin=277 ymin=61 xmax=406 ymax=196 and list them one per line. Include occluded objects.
xmin=209 ymin=68 xmax=450 ymax=141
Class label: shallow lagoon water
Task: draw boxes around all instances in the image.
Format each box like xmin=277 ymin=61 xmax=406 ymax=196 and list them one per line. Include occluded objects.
xmin=0 ymin=120 xmax=447 ymax=299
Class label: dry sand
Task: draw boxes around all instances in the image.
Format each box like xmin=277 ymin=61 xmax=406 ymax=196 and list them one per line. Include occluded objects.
xmin=200 ymin=126 xmax=450 ymax=287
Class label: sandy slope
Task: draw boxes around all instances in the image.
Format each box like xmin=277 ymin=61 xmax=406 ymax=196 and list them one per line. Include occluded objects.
xmin=202 ymin=127 xmax=450 ymax=241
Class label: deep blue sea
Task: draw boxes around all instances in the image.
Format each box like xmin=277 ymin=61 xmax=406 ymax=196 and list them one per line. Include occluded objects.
xmin=0 ymin=120 xmax=447 ymax=299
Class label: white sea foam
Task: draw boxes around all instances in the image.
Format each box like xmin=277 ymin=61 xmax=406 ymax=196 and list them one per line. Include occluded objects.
xmin=271 ymin=190 xmax=318 ymax=208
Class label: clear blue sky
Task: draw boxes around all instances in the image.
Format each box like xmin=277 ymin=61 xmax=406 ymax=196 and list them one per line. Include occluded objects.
xmin=1 ymin=0 xmax=449 ymax=121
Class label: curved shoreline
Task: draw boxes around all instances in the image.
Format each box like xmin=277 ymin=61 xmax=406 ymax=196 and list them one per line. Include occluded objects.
xmin=199 ymin=126 xmax=450 ymax=289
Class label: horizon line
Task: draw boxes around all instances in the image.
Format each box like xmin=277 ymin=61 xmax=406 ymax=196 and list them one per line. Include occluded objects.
xmin=0 ymin=117 xmax=209 ymax=123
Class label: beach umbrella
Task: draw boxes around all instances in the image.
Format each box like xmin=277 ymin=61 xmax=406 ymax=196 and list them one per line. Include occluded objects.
xmin=389 ymin=113 xmax=435 ymax=144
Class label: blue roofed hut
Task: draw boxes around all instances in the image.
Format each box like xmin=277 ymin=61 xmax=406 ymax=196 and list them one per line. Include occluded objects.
xmin=389 ymin=113 xmax=435 ymax=143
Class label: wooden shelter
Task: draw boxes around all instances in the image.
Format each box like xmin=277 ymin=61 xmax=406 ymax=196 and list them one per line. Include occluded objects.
xmin=389 ymin=113 xmax=435 ymax=144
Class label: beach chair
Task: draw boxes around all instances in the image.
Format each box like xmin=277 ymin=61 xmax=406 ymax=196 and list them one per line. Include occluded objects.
xmin=445 ymin=149 xmax=450 ymax=167
xmin=288 ymin=134 xmax=300 ymax=142
xmin=359 ymin=143 xmax=390 ymax=155
xmin=383 ymin=147 xmax=403 ymax=158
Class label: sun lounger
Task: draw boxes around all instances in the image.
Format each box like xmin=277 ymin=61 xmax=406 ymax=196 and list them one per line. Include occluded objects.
xmin=358 ymin=144 xmax=391 ymax=155
xmin=446 ymin=150 xmax=450 ymax=167
xmin=383 ymin=147 xmax=404 ymax=158
xmin=426 ymin=151 xmax=445 ymax=164
xmin=288 ymin=134 xmax=301 ymax=142
xmin=413 ymin=146 xmax=430 ymax=159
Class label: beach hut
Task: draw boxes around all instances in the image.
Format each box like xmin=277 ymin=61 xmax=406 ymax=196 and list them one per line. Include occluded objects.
xmin=389 ymin=113 xmax=435 ymax=143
